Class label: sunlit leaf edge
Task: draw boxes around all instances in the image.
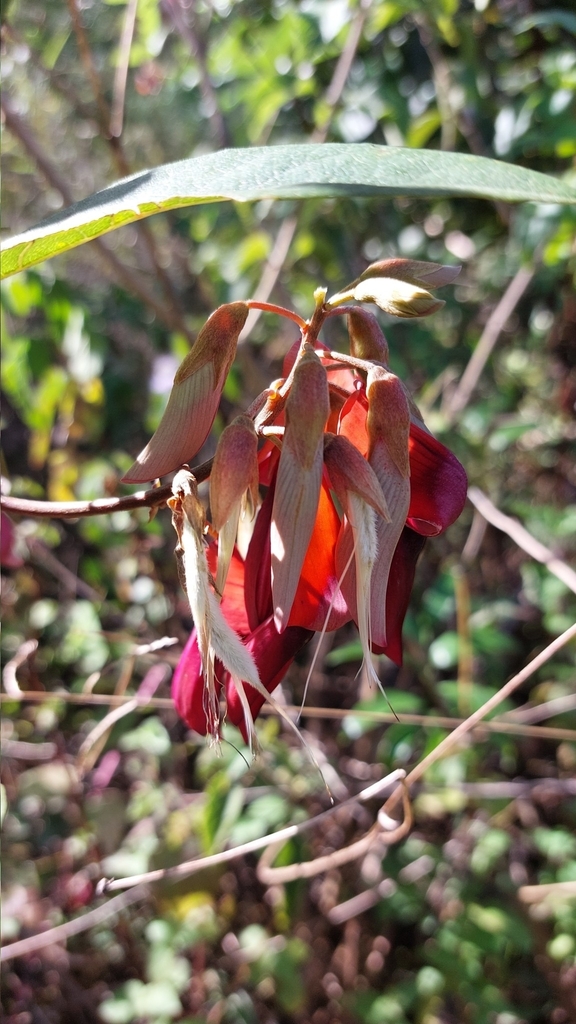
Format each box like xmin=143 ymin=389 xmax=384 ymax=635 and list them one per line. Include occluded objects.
xmin=2 ymin=144 xmax=575 ymax=279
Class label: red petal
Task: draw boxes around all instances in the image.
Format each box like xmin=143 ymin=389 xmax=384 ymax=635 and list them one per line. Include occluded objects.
xmin=407 ymin=422 xmax=468 ymax=536
xmin=225 ymin=617 xmax=312 ymax=739
xmin=371 ymin=527 xmax=427 ymax=665
xmin=244 ymin=480 xmax=274 ymax=630
xmin=338 ymin=386 xmax=369 ymax=454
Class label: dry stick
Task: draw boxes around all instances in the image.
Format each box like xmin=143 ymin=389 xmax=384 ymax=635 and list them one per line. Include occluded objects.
xmin=1 ymin=692 xmax=575 ymax=743
xmin=0 ymin=884 xmax=149 ymax=963
xmin=468 ymin=486 xmax=576 ymax=595
xmin=239 ymin=0 xmax=371 ymax=343
xmin=98 ymin=770 xmax=407 ymax=893
xmin=382 ymin=621 xmax=576 ymax=817
xmin=0 ymin=773 xmax=401 ymax=961
xmin=446 ymin=264 xmax=535 ymax=420
xmin=257 ymin=782 xmax=412 ymax=885
xmin=26 ymin=537 xmax=102 ymax=602
xmin=164 ymin=0 xmax=229 ymax=149
xmin=110 ymin=0 xmax=139 ymax=138
xmin=518 ymin=881 xmax=576 ymax=904
xmin=65 ymin=0 xmax=194 ymax=339
xmin=501 ymin=692 xmax=576 ymax=726
xmin=2 ymin=640 xmax=38 ymax=698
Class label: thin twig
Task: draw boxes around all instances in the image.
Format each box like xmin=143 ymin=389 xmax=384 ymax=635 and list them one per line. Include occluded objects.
xmin=445 ymin=264 xmax=535 ymax=420
xmin=239 ymin=0 xmax=372 ymax=343
xmin=1 ymin=692 xmax=575 ymax=743
xmin=2 ymin=640 xmax=38 ymax=698
xmin=0 ymin=884 xmax=149 ymax=962
xmin=66 ymin=0 xmax=114 ymax=142
xmin=518 ymin=881 xmax=576 ymax=904
xmin=110 ymin=0 xmax=139 ymax=138
xmin=499 ymin=692 xmax=576 ymax=725
xmin=164 ymin=0 xmax=229 ymax=148
xmin=27 ymin=537 xmax=102 ymax=601
xmin=1 ymin=96 xmax=189 ymax=336
xmin=3 ymin=24 xmax=193 ymax=342
xmin=256 ymin=782 xmax=412 ymax=885
xmin=468 ymin=486 xmax=576 ymax=595
xmin=99 ymin=771 xmax=406 ymax=893
xmin=382 ymin=622 xmax=576 ymax=816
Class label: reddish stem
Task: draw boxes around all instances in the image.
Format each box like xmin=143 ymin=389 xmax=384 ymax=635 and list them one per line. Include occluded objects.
xmin=246 ymin=300 xmax=306 ymax=329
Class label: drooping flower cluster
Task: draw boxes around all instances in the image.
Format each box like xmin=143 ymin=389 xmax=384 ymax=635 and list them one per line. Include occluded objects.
xmin=123 ymin=260 xmax=468 ymax=748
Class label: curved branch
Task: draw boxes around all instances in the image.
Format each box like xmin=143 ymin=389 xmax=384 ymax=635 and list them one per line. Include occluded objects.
xmin=1 ymin=460 xmax=212 ymax=520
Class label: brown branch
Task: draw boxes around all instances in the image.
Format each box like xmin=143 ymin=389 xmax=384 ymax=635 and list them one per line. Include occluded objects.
xmin=1 ymin=692 xmax=575 ymax=743
xmin=0 ymin=884 xmax=149 ymax=962
xmin=468 ymin=486 xmax=576 ymax=595
xmin=239 ymin=0 xmax=372 ymax=342
xmin=66 ymin=0 xmax=114 ymax=144
xmin=445 ymin=264 xmax=535 ymax=420
xmin=1 ymin=96 xmax=190 ymax=335
xmin=110 ymin=0 xmax=139 ymax=138
xmin=63 ymin=0 xmax=194 ymax=338
xmin=164 ymin=0 xmax=229 ymax=149
xmin=382 ymin=621 xmax=576 ymax=817
xmin=1 ymin=458 xmax=212 ymax=520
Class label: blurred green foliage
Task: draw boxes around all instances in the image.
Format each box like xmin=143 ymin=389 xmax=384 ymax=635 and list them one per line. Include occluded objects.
xmin=1 ymin=0 xmax=576 ymax=1022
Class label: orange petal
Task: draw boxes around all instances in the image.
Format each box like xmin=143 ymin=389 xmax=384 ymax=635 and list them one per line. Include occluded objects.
xmin=287 ymin=479 xmax=349 ymax=632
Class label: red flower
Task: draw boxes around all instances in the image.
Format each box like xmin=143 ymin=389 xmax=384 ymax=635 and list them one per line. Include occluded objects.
xmin=135 ymin=261 xmax=468 ymax=745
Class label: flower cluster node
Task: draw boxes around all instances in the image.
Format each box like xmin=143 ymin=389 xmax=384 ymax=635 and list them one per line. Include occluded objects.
xmin=132 ymin=259 xmax=467 ymax=746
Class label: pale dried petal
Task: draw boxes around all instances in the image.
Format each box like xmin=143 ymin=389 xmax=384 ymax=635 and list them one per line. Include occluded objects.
xmin=123 ymin=363 xmax=218 ymax=483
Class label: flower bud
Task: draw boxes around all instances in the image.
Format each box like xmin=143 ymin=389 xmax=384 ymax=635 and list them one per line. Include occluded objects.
xmin=366 ymin=366 xmax=410 ymax=478
xmin=210 ymin=415 xmax=258 ymax=532
xmin=347 ymin=308 xmax=390 ymax=364
xmin=354 ymin=258 xmax=460 ymax=289
xmin=352 ymin=277 xmax=444 ymax=318
xmin=123 ymin=302 xmax=248 ymax=483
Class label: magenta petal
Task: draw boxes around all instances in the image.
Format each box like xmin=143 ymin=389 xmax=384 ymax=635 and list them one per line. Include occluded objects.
xmin=172 ymin=629 xmax=221 ymax=735
xmin=225 ymin=617 xmax=312 ymax=740
xmin=407 ymin=422 xmax=468 ymax=536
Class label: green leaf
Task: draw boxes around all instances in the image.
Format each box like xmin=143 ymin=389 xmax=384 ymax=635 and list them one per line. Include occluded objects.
xmin=3 ymin=144 xmax=575 ymax=278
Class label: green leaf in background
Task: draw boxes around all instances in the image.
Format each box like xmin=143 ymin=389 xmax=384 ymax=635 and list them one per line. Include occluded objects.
xmin=2 ymin=144 xmax=575 ymax=278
